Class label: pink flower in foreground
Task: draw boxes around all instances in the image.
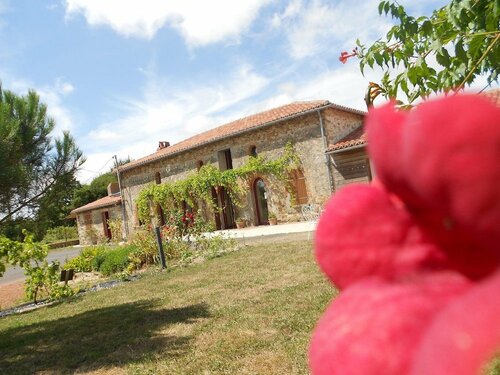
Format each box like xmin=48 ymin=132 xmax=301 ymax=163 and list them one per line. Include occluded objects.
xmin=316 ymin=184 xmax=449 ymax=290
xmin=310 ymin=94 xmax=500 ymax=375
xmin=310 ymin=273 xmax=470 ymax=375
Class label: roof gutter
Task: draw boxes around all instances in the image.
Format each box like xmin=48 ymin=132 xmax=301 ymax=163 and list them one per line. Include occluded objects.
xmin=326 ymin=143 xmax=367 ymax=155
xmin=118 ymin=103 xmax=366 ymax=173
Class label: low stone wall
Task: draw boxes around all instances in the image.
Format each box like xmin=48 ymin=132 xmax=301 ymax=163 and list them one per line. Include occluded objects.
xmin=48 ymin=239 xmax=80 ymax=249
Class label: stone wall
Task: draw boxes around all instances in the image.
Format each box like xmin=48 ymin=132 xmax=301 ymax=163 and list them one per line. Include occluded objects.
xmin=322 ymin=107 xmax=364 ymax=144
xmin=76 ymin=204 xmax=123 ymax=245
xmin=120 ymin=106 xmax=365 ymax=236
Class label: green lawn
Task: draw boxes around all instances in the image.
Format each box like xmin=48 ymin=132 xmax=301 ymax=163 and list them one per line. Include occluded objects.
xmin=0 ymin=239 xmax=335 ymax=374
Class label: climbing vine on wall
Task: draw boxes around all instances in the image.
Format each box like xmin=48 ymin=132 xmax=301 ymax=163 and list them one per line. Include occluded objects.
xmin=136 ymin=142 xmax=300 ymax=223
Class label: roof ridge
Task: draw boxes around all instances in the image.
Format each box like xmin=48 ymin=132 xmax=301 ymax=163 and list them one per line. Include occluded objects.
xmin=71 ymin=195 xmax=121 ymax=214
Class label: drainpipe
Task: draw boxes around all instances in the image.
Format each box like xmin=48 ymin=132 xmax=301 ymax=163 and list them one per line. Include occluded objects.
xmin=317 ymin=110 xmax=335 ymax=193
xmin=114 ymin=155 xmax=129 ymax=239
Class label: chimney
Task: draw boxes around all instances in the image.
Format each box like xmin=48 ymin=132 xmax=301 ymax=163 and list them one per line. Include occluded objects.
xmin=157 ymin=141 xmax=170 ymax=151
xmin=107 ymin=182 xmax=120 ymax=196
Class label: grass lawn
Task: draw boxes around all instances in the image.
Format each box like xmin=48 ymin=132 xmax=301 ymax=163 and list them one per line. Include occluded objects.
xmin=0 ymin=239 xmax=335 ymax=374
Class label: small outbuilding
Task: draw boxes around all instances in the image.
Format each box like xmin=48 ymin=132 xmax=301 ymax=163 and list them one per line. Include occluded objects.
xmin=71 ymin=183 xmax=123 ymax=245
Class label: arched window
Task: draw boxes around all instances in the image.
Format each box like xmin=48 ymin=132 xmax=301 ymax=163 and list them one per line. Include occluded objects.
xmin=290 ymin=169 xmax=308 ymax=205
xmin=155 ymin=172 xmax=161 ymax=184
xmin=196 ymin=160 xmax=204 ymax=171
xmin=249 ymin=145 xmax=257 ymax=157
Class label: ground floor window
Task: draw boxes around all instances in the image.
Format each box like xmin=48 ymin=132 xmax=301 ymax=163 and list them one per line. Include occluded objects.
xmin=253 ymin=178 xmax=269 ymax=225
xmin=289 ymin=169 xmax=308 ymax=205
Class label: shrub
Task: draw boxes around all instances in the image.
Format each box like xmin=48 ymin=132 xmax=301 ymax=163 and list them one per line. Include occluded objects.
xmin=99 ymin=245 xmax=136 ymax=276
xmin=129 ymin=227 xmax=159 ymax=268
xmin=179 ymin=236 xmax=237 ymax=265
xmin=196 ymin=236 xmax=237 ymax=260
xmin=107 ymin=218 xmax=123 ymax=243
xmin=25 ymin=260 xmax=74 ymax=303
xmin=127 ymin=215 xmax=234 ymax=271
xmin=91 ymin=251 xmax=107 ymax=271
xmin=1 ymin=231 xmax=75 ymax=303
xmin=64 ymin=245 xmax=108 ymax=272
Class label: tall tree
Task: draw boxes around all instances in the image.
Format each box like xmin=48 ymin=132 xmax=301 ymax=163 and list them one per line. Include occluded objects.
xmin=345 ymin=0 xmax=500 ymax=106
xmin=0 ymin=85 xmax=85 ymax=234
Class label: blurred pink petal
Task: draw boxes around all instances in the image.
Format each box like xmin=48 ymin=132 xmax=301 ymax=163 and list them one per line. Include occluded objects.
xmin=401 ymin=95 xmax=500 ymax=278
xmin=316 ymin=184 xmax=448 ymax=289
xmin=366 ymin=102 xmax=417 ymax=205
xmin=411 ymin=270 xmax=500 ymax=375
xmin=310 ymin=273 xmax=471 ymax=375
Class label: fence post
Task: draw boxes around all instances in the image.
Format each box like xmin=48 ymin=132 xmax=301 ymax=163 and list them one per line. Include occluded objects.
xmin=154 ymin=226 xmax=167 ymax=269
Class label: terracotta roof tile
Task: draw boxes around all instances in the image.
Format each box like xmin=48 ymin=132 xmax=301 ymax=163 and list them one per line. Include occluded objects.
xmin=71 ymin=195 xmax=121 ymax=214
xmin=327 ymin=126 xmax=366 ymax=152
xmin=118 ymin=100 xmax=365 ymax=171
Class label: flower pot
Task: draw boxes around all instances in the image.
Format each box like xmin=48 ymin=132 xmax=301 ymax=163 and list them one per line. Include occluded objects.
xmin=268 ymin=218 xmax=277 ymax=226
xmin=236 ymin=220 xmax=246 ymax=229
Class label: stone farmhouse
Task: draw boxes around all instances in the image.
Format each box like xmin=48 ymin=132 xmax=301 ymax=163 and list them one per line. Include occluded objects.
xmin=72 ymin=100 xmax=371 ymax=245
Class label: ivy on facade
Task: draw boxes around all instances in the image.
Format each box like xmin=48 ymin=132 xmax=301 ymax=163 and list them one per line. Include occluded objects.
xmin=136 ymin=142 xmax=301 ymax=223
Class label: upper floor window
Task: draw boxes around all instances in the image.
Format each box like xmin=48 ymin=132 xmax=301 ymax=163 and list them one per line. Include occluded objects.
xmin=218 ymin=149 xmax=233 ymax=170
xmin=197 ymin=160 xmax=204 ymax=171
xmin=249 ymin=145 xmax=257 ymax=157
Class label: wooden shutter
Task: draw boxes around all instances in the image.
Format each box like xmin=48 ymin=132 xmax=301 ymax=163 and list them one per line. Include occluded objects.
xmin=83 ymin=212 xmax=92 ymax=228
xmin=291 ymin=169 xmax=308 ymax=205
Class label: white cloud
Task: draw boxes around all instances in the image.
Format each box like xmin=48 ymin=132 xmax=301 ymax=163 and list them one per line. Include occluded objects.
xmin=5 ymin=76 xmax=77 ymax=135
xmin=250 ymin=62 xmax=382 ymax=114
xmin=80 ymin=65 xmax=269 ymax=182
xmin=64 ymin=0 xmax=271 ymax=46
xmin=273 ymin=0 xmax=391 ymax=60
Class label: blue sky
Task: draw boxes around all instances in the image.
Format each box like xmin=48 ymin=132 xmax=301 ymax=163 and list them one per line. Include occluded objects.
xmin=1 ymin=0 xmax=486 ymax=183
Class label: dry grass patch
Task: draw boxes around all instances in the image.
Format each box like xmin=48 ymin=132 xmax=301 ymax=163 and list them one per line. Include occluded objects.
xmin=0 ymin=240 xmax=334 ymax=374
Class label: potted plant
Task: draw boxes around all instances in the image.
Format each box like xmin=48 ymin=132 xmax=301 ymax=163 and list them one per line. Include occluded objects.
xmin=268 ymin=213 xmax=277 ymax=226
xmin=235 ymin=217 xmax=246 ymax=229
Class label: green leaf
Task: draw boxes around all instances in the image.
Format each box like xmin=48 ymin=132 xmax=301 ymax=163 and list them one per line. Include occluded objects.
xmin=378 ymin=1 xmax=386 ymax=15
xmin=436 ymin=48 xmax=451 ymax=67
xmin=455 ymin=38 xmax=467 ymax=62
xmin=400 ymin=75 xmax=409 ymax=95
xmin=407 ymin=67 xmax=418 ymax=85
xmin=468 ymin=34 xmax=486 ymax=59
xmin=430 ymin=39 xmax=442 ymax=52
xmin=407 ymin=20 xmax=418 ymax=35
xmin=421 ymin=20 xmax=433 ymax=36
xmin=368 ymin=56 xmax=375 ymax=68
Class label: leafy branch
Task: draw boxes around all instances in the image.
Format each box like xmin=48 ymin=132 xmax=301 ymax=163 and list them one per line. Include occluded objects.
xmin=136 ymin=143 xmax=300 ymax=223
xmin=345 ymin=0 xmax=500 ymax=106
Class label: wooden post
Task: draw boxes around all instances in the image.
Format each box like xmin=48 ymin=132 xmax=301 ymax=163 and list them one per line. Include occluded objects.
xmin=154 ymin=226 xmax=167 ymax=269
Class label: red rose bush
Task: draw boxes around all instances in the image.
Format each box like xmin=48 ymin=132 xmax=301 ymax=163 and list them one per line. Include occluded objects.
xmin=310 ymin=94 xmax=500 ymax=375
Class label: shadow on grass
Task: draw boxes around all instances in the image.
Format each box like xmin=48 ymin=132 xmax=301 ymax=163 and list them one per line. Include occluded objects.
xmin=0 ymin=300 xmax=210 ymax=374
